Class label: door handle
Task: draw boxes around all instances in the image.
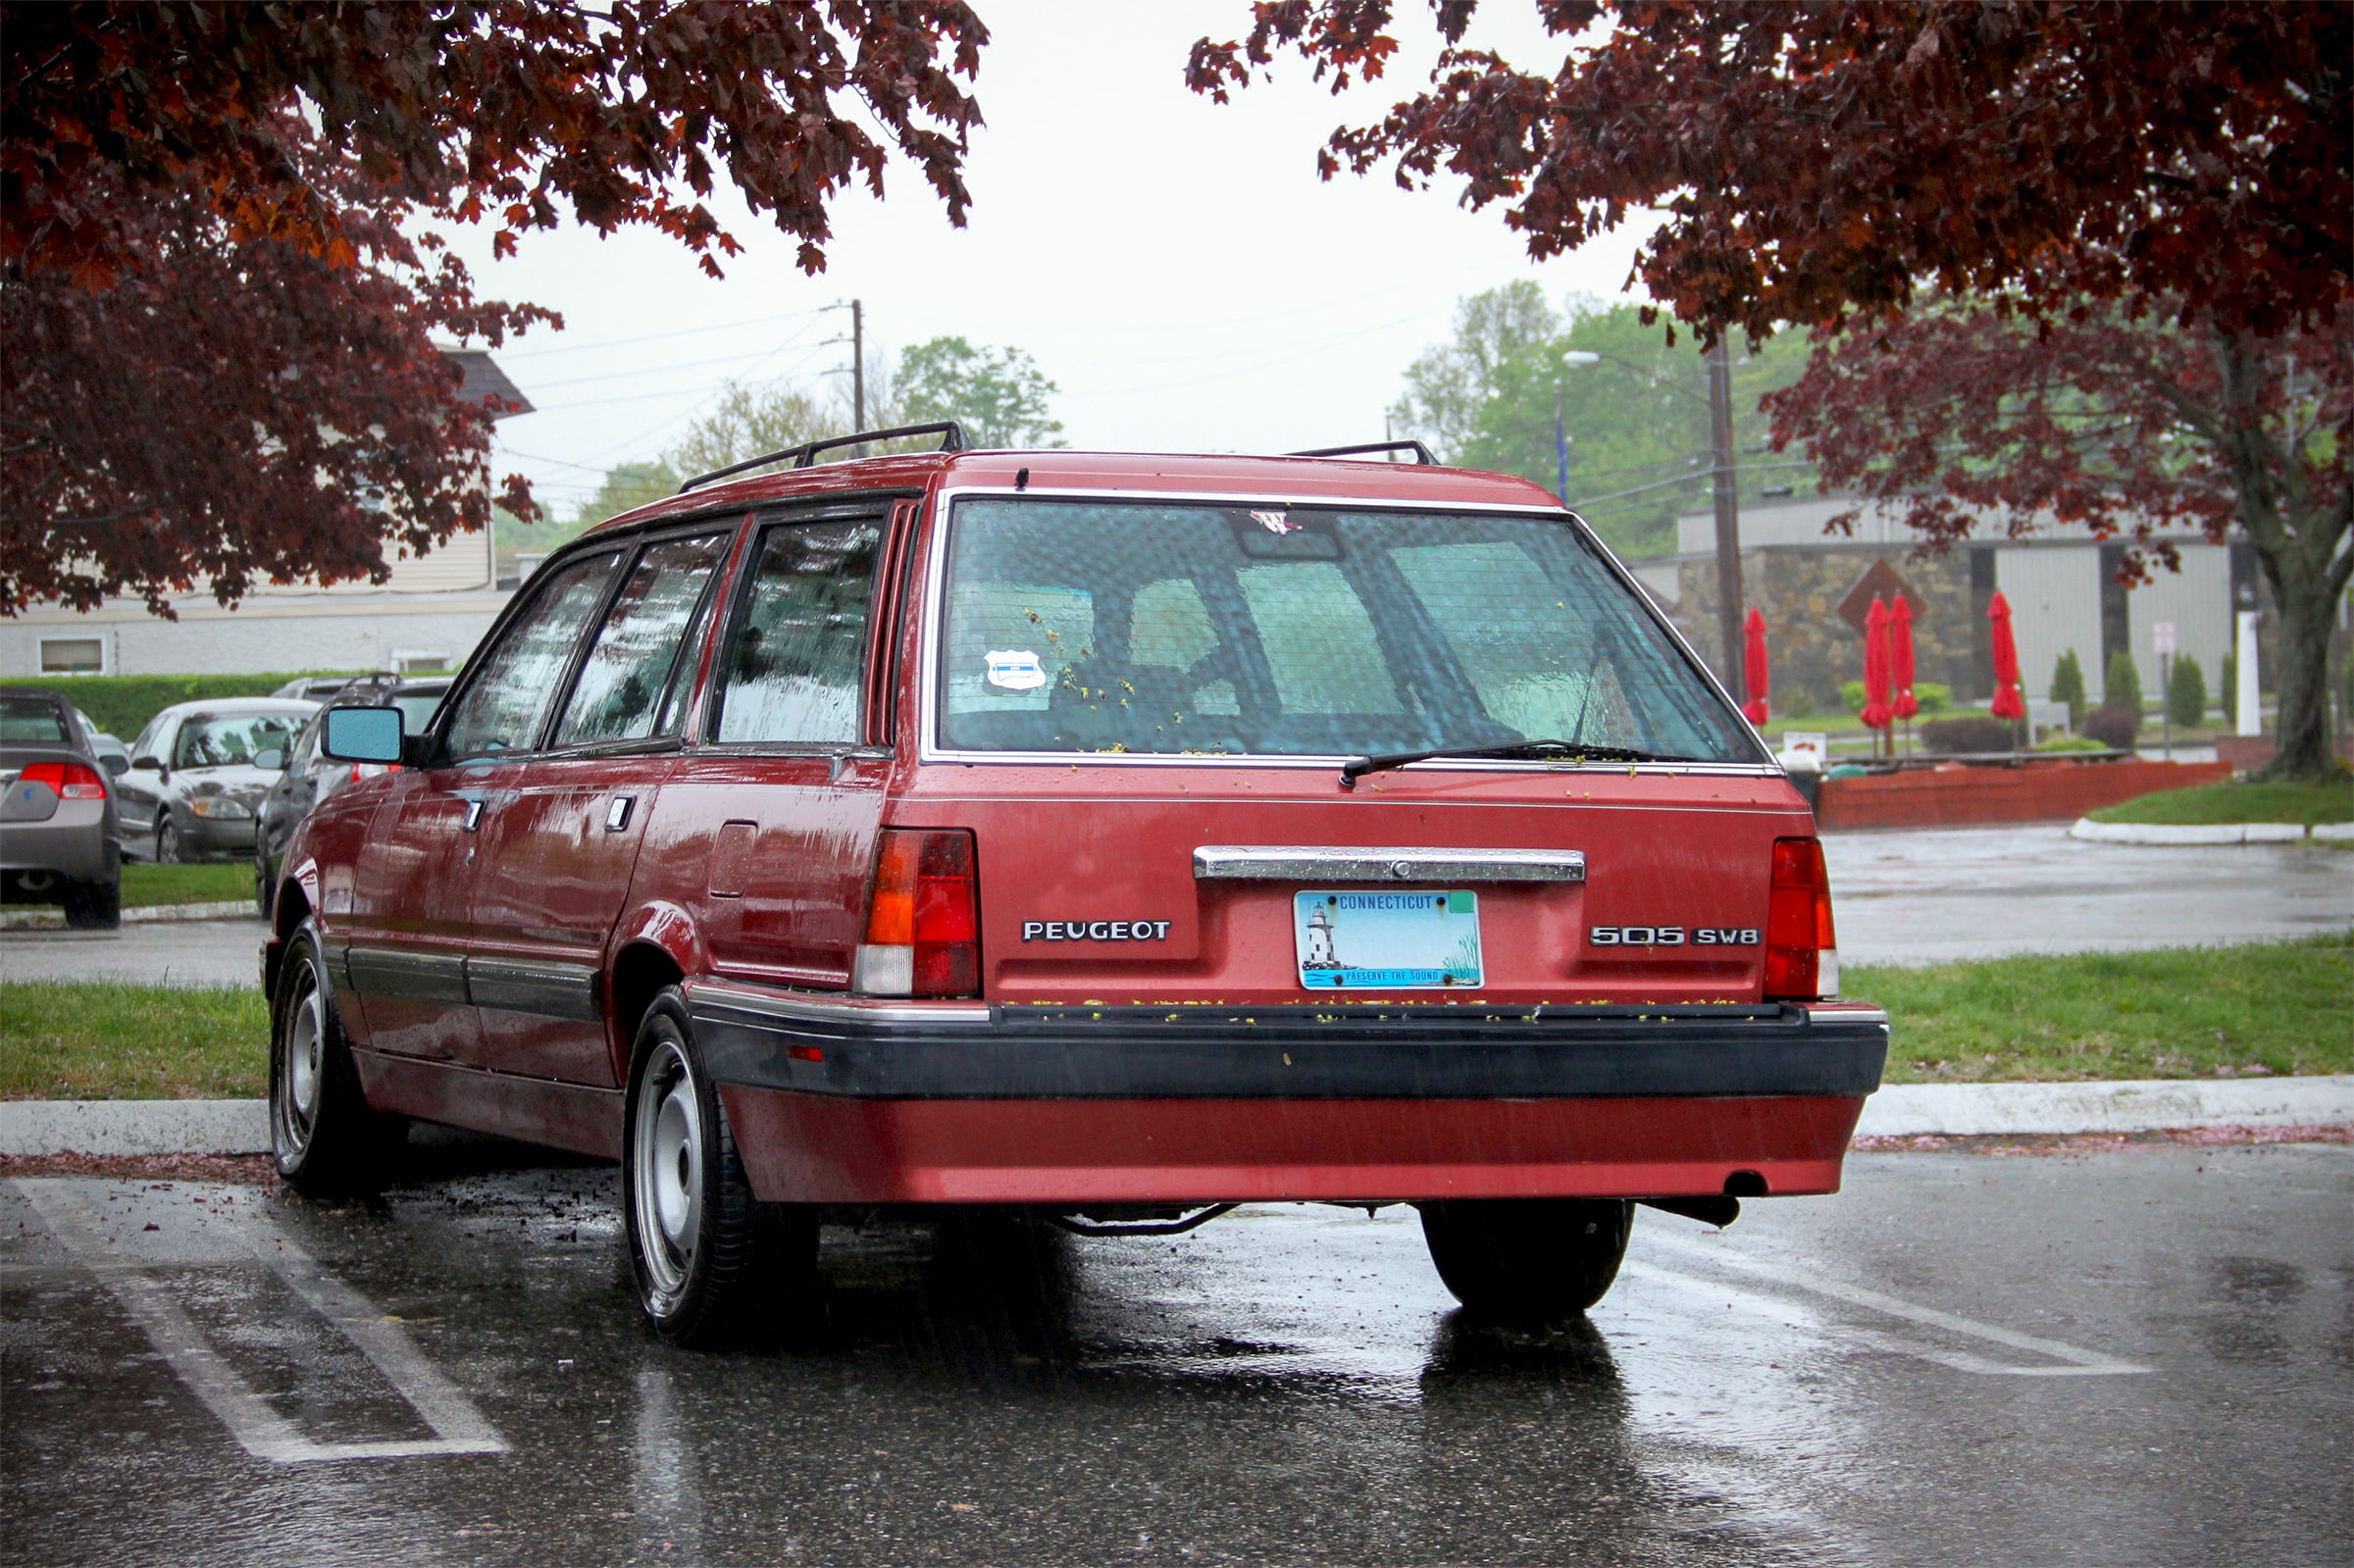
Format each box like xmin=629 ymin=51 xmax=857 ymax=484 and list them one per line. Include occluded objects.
xmin=604 ymin=795 xmax=635 ymax=833
xmin=462 ymin=797 xmax=486 ymax=834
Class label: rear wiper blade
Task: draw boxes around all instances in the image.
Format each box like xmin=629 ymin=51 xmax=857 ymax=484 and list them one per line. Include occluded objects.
xmin=1339 ymin=739 xmax=1681 ymax=787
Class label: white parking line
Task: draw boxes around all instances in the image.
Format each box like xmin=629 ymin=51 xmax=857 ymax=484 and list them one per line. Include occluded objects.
xmin=17 ymin=1181 xmax=507 ymax=1462
xmin=1632 ymin=1233 xmax=2152 ymax=1378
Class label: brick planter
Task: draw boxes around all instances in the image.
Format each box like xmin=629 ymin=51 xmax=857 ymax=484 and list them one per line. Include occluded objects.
xmin=2214 ymin=733 xmax=2354 ymax=774
xmin=1815 ymin=757 xmax=2231 ymax=831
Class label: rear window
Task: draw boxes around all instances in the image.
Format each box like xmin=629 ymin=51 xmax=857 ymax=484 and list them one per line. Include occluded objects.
xmin=935 ymin=498 xmax=1758 ymax=762
xmin=0 ymin=697 xmax=71 ymax=744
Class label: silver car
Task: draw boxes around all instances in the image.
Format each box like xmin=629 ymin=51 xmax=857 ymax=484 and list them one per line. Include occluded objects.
xmin=1 ymin=687 xmax=123 ymax=927
xmin=117 ymin=698 xmax=317 ymax=863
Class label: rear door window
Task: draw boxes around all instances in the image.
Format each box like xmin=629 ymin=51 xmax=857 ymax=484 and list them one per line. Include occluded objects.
xmin=440 ymin=551 xmax=624 ymax=761
xmin=550 ymin=532 xmax=730 ymax=747
xmin=708 ymin=519 xmax=884 ymax=744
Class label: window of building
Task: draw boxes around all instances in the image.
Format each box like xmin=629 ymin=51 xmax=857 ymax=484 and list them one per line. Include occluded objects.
xmin=38 ymin=637 xmax=104 ymax=675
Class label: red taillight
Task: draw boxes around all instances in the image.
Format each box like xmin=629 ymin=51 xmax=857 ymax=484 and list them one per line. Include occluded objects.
xmin=1764 ymin=836 xmax=1838 ymax=1000
xmin=855 ymin=829 xmax=980 ymax=997
xmin=19 ymin=761 xmax=107 ymax=800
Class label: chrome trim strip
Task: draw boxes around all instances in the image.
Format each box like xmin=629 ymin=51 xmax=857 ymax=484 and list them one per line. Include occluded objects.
xmin=912 ymin=483 xmax=1778 ymax=773
xmin=1805 ymin=1003 xmax=1889 ymax=1027
xmin=1193 ymin=845 xmax=1586 ymax=883
xmin=344 ymin=946 xmax=469 ymax=1005
xmin=684 ymin=977 xmax=993 ymax=1027
xmin=466 ymin=957 xmax=602 ymax=1022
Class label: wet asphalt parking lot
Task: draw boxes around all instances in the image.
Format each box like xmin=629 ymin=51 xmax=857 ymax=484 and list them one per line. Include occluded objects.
xmin=4 ymin=1139 xmax=2349 ymax=1567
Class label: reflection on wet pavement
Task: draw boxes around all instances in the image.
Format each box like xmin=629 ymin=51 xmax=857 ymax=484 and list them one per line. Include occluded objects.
xmin=4 ymin=1141 xmax=2349 ymax=1566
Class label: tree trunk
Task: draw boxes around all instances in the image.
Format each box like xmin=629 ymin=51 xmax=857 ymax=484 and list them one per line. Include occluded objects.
xmin=2258 ymin=548 xmax=2343 ymax=780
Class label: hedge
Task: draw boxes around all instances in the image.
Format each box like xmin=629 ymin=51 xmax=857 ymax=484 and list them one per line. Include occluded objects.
xmin=4 ymin=673 xmax=365 ymax=741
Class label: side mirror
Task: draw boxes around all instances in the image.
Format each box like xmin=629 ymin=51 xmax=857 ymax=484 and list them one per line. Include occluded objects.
xmin=253 ymin=747 xmax=286 ymax=773
xmin=101 ymin=754 xmax=130 ymax=778
xmin=322 ymin=706 xmax=403 ymax=764
xmin=130 ymin=755 xmax=166 ymax=779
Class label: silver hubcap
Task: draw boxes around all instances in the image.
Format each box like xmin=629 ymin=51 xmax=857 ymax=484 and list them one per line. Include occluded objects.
xmin=276 ymin=963 xmax=325 ymax=1157
xmin=632 ymin=1040 xmax=702 ymax=1301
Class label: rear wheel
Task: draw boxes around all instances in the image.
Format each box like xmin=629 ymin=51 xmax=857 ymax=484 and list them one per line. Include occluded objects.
xmin=62 ymin=879 xmax=120 ymax=931
xmin=271 ymin=921 xmax=403 ymax=1193
xmin=1419 ymin=1198 xmax=1635 ymax=1322
xmin=624 ymin=990 xmax=818 ymax=1345
xmin=155 ymin=819 xmax=183 ymax=865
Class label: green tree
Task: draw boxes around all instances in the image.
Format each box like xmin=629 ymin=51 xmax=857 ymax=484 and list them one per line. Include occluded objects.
xmin=666 ymin=380 xmax=853 ymax=481
xmin=2105 ymin=650 xmax=2144 ymax=714
xmin=581 ymin=461 xmax=683 ymax=525
xmin=2049 ymin=649 xmax=2087 ymax=730
xmin=895 ymin=337 xmax=1062 ymax=448
xmin=1389 ymin=281 xmax=1561 ymax=459
xmin=2168 ymin=657 xmax=2209 ymax=730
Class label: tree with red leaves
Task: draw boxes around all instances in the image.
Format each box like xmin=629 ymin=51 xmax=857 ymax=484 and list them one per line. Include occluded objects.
xmin=2 ymin=1 xmax=987 ymax=614
xmin=1193 ymin=1 xmax=2350 ymax=776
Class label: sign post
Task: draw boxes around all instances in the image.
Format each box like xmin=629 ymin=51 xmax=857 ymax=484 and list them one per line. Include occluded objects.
xmin=2154 ymin=621 xmax=2177 ymax=759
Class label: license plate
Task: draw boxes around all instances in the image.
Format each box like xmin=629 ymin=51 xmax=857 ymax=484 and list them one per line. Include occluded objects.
xmin=1294 ymin=889 xmax=1483 ymax=989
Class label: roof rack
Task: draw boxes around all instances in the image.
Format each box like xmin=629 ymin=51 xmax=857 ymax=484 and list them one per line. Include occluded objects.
xmin=1286 ymin=439 xmax=1437 ymax=466
xmin=677 ymin=420 xmax=971 ymax=492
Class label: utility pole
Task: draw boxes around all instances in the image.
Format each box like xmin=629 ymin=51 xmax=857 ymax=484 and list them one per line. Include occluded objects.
xmin=850 ymin=297 xmax=865 ymax=430
xmin=1706 ymin=335 xmax=1744 ymax=689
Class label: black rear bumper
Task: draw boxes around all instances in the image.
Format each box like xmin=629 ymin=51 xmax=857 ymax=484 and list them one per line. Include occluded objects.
xmin=683 ymin=983 xmax=1889 ymax=1101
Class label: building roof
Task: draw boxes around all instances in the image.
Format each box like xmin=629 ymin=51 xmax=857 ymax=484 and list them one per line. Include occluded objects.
xmin=445 ymin=348 xmax=533 ymax=420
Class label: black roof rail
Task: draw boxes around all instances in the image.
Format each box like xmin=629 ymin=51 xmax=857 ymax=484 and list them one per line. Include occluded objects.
xmin=1286 ymin=439 xmax=1437 ymax=466
xmin=678 ymin=421 xmax=971 ymax=492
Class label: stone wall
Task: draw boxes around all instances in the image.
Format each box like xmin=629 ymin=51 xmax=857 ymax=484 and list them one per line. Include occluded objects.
xmin=1674 ymin=544 xmax=1983 ymax=717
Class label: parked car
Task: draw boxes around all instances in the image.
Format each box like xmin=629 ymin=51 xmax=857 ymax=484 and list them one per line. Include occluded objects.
xmin=1 ymin=686 xmax=122 ymax=928
xmin=118 ymin=698 xmax=317 ymax=863
xmin=72 ymin=710 xmax=133 ymax=780
xmin=265 ymin=425 xmax=1886 ymax=1345
xmin=254 ymin=677 xmax=450 ymax=913
xmin=273 ymin=673 xmax=393 ymax=702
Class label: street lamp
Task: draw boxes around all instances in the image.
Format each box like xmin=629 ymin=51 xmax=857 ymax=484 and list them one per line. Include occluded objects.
xmin=1554 ymin=350 xmax=1599 ymax=505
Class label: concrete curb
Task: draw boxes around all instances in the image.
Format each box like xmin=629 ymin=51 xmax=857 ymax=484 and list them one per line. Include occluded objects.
xmin=2070 ymin=818 xmax=2342 ymax=845
xmin=5 ymin=1077 xmax=2348 ymax=1157
xmin=1854 ymin=1075 xmax=2354 ymax=1138
xmin=0 ymin=1098 xmax=270 ymax=1156
xmin=0 ymin=899 xmax=257 ymax=931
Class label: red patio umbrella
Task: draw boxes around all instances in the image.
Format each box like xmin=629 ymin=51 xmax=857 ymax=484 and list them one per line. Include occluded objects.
xmin=1740 ymin=607 xmax=1770 ymax=725
xmin=1890 ymin=594 xmax=1919 ymax=721
xmin=1860 ymin=596 xmax=1895 ymax=733
xmin=1987 ymin=589 xmax=2026 ymax=720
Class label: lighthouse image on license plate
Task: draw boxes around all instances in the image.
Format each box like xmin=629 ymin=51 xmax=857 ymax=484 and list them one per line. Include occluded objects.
xmin=1294 ymin=889 xmax=1485 ymax=989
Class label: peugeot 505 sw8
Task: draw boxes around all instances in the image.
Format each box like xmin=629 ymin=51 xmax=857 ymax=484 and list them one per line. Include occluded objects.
xmin=264 ymin=424 xmax=1886 ymax=1344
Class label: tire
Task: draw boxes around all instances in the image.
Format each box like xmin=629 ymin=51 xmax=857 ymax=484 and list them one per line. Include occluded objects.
xmin=253 ymin=850 xmax=273 ymax=918
xmin=156 ymin=819 xmax=183 ymax=865
xmin=623 ymin=989 xmax=818 ymax=1346
xmin=62 ymin=879 xmax=121 ymax=931
xmin=1419 ymin=1198 xmax=1635 ymax=1322
xmin=270 ymin=920 xmax=403 ymax=1194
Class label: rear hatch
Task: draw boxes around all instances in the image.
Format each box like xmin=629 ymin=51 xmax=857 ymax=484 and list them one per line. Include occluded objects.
xmin=907 ymin=764 xmax=1810 ymax=1007
xmin=896 ymin=488 xmax=1814 ymax=1007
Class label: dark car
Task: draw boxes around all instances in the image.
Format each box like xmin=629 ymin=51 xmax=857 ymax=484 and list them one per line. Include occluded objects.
xmin=254 ymin=677 xmax=450 ymax=913
xmin=264 ymin=423 xmax=1885 ymax=1347
xmin=1 ymin=686 xmax=123 ymax=928
xmin=117 ymin=698 xmax=317 ymax=863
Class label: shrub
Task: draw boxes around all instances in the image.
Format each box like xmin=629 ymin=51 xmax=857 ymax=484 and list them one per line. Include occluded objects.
xmin=2104 ymin=650 xmax=2144 ymax=713
xmin=2034 ymin=734 xmax=2110 ymax=753
xmin=2220 ymin=652 xmax=2236 ymax=728
xmin=2083 ymin=704 xmax=2142 ymax=748
xmin=1919 ymin=715 xmax=2018 ymax=752
xmin=1913 ymin=682 xmax=1953 ymax=715
xmin=1838 ymin=678 xmax=1867 ymax=714
xmin=2049 ymin=649 xmax=2087 ymax=729
xmin=2167 ymin=656 xmax=2208 ymax=729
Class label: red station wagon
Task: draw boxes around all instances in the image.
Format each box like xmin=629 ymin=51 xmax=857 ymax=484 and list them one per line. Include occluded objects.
xmin=266 ymin=425 xmax=1887 ymax=1344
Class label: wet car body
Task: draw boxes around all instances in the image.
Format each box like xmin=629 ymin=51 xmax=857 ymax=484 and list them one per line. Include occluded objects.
xmin=119 ymin=698 xmax=317 ymax=863
xmin=255 ymin=678 xmax=449 ymax=914
xmin=265 ymin=439 xmax=1886 ymax=1340
xmin=1 ymin=687 xmax=123 ymax=927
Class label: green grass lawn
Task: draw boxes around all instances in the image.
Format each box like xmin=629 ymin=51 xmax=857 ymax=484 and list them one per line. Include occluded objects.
xmin=7 ymin=936 xmax=2348 ymax=1099
xmin=1 ymin=983 xmax=268 ymax=1099
xmin=2088 ymin=776 xmax=2354 ymax=828
xmin=1850 ymin=932 xmax=2354 ymax=1084
xmin=121 ymin=862 xmax=255 ymax=908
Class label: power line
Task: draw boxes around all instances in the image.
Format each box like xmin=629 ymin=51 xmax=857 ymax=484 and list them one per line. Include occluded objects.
xmin=493 ymin=304 xmax=842 ymax=363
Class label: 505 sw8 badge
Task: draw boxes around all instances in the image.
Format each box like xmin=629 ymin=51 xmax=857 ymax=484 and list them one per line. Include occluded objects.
xmin=263 ymin=423 xmax=1886 ymax=1345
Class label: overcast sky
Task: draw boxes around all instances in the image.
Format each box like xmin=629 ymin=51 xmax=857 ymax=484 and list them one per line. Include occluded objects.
xmin=455 ymin=3 xmax=1662 ymax=514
